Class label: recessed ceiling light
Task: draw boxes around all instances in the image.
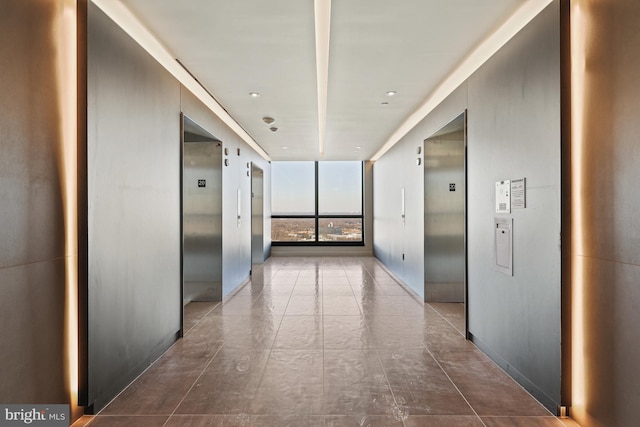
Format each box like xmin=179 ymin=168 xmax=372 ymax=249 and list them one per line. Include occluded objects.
xmin=355 ymin=146 xmax=362 ymax=150
xmin=249 ymin=92 xmax=261 ymax=98
xmin=381 ymin=102 xmax=389 ymax=106
xmin=270 ymin=127 xmax=278 ymax=132
xmin=282 ymin=146 xmax=288 ymax=150
xmin=386 ymin=91 xmax=397 ymax=96
xmin=262 ymin=116 xmax=275 ymax=124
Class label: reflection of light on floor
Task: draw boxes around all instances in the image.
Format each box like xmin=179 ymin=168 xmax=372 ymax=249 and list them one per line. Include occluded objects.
xmin=570 ymin=0 xmax=587 ymax=421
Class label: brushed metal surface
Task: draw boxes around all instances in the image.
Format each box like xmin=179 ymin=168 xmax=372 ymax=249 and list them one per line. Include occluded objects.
xmin=571 ymin=0 xmax=640 ymax=424
xmin=251 ymin=164 xmax=264 ymax=264
xmin=0 ymin=0 xmax=65 ymax=269
xmin=375 ymin=1 xmax=562 ymax=413
xmin=466 ymin=1 xmax=561 ymax=410
xmin=424 ymin=115 xmax=465 ymax=302
xmin=0 ymin=0 xmax=67 ymax=405
xmin=0 ymin=260 xmax=67 ymax=402
xmin=183 ymin=116 xmax=222 ymax=302
xmin=87 ymin=4 xmax=181 ymax=411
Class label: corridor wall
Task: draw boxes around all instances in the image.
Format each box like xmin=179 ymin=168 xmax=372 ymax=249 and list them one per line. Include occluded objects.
xmin=0 ymin=0 xmax=68 ymax=406
xmin=85 ymin=3 xmax=270 ymax=412
xmin=569 ymin=0 xmax=640 ymax=425
xmin=373 ymin=0 xmax=562 ymax=412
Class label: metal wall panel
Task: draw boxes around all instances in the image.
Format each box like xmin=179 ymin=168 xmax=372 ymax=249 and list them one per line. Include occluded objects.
xmin=374 ymin=1 xmax=561 ymax=412
xmin=466 ymin=2 xmax=561 ymax=410
xmin=0 ymin=0 xmax=67 ymax=404
xmin=571 ymin=0 xmax=640 ymax=424
xmin=87 ymin=4 xmax=181 ymax=411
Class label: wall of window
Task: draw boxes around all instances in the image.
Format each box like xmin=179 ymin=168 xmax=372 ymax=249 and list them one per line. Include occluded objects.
xmin=271 ymin=161 xmax=363 ymax=245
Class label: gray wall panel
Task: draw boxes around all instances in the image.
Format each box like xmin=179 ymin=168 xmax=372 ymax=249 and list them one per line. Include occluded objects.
xmin=0 ymin=260 xmax=66 ymax=402
xmin=0 ymin=0 xmax=65 ymax=268
xmin=87 ymin=4 xmax=181 ymax=410
xmin=373 ymin=1 xmax=561 ymax=411
xmin=0 ymin=0 xmax=68 ymax=405
xmin=373 ymin=142 xmax=405 ymax=285
xmin=572 ymin=0 xmax=640 ymax=424
xmin=466 ymin=2 xmax=561 ymax=408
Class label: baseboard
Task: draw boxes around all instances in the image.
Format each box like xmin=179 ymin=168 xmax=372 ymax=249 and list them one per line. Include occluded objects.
xmin=469 ymin=332 xmax=560 ymax=415
xmin=90 ymin=330 xmax=181 ymax=414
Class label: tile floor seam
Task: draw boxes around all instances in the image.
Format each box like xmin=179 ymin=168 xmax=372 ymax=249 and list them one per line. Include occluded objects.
xmin=161 ymin=341 xmax=225 ymax=425
xmin=95 ymin=257 xmax=566 ymax=425
xmin=374 ymin=349 xmax=410 ymax=427
xmin=183 ymin=302 xmax=220 ymax=336
xmin=428 ymin=303 xmax=466 ymax=337
xmin=320 ymin=270 xmax=326 ymax=418
xmin=242 ymin=269 xmax=298 ymax=416
xmin=424 ymin=344 xmax=488 ymax=427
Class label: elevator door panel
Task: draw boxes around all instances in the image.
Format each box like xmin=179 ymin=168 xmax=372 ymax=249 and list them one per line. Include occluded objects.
xmin=183 ymin=139 xmax=222 ymax=302
xmin=424 ymin=118 xmax=465 ymax=302
xmin=251 ymin=165 xmax=264 ymax=264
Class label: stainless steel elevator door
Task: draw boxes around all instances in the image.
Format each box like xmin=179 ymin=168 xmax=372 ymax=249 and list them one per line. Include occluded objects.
xmin=424 ymin=116 xmax=465 ymax=302
xmin=251 ymin=164 xmax=264 ymax=264
xmin=183 ymin=139 xmax=222 ymax=302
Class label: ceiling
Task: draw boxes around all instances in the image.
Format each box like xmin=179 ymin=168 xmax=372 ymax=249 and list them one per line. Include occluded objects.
xmin=112 ymin=0 xmax=536 ymax=161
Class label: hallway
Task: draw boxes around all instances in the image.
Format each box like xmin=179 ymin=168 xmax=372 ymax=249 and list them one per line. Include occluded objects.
xmin=82 ymin=257 xmax=568 ymax=427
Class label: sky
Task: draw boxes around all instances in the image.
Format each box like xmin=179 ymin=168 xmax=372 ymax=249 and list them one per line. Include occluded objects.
xmin=271 ymin=161 xmax=362 ymax=215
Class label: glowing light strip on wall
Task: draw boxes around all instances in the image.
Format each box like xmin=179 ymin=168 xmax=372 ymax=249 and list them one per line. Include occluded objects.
xmin=370 ymin=0 xmax=554 ymax=161
xmin=570 ymin=0 xmax=587 ymax=420
xmin=56 ymin=0 xmax=81 ymax=420
xmin=314 ymin=0 xmax=331 ymax=156
xmin=91 ymin=0 xmax=271 ymax=161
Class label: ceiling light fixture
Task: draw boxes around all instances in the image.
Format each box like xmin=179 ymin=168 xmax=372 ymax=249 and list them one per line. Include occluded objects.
xmin=270 ymin=127 xmax=278 ymax=132
xmin=262 ymin=116 xmax=275 ymax=125
xmin=90 ymin=0 xmax=271 ymax=161
xmin=249 ymin=92 xmax=261 ymax=98
xmin=386 ymin=91 xmax=397 ymax=96
xmin=314 ymin=0 xmax=331 ymax=156
xmin=381 ymin=102 xmax=389 ymax=106
xmin=371 ymin=0 xmax=553 ymax=161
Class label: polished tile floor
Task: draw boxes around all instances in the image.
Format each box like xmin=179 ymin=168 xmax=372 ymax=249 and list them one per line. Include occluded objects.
xmin=82 ymin=257 xmax=575 ymax=427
